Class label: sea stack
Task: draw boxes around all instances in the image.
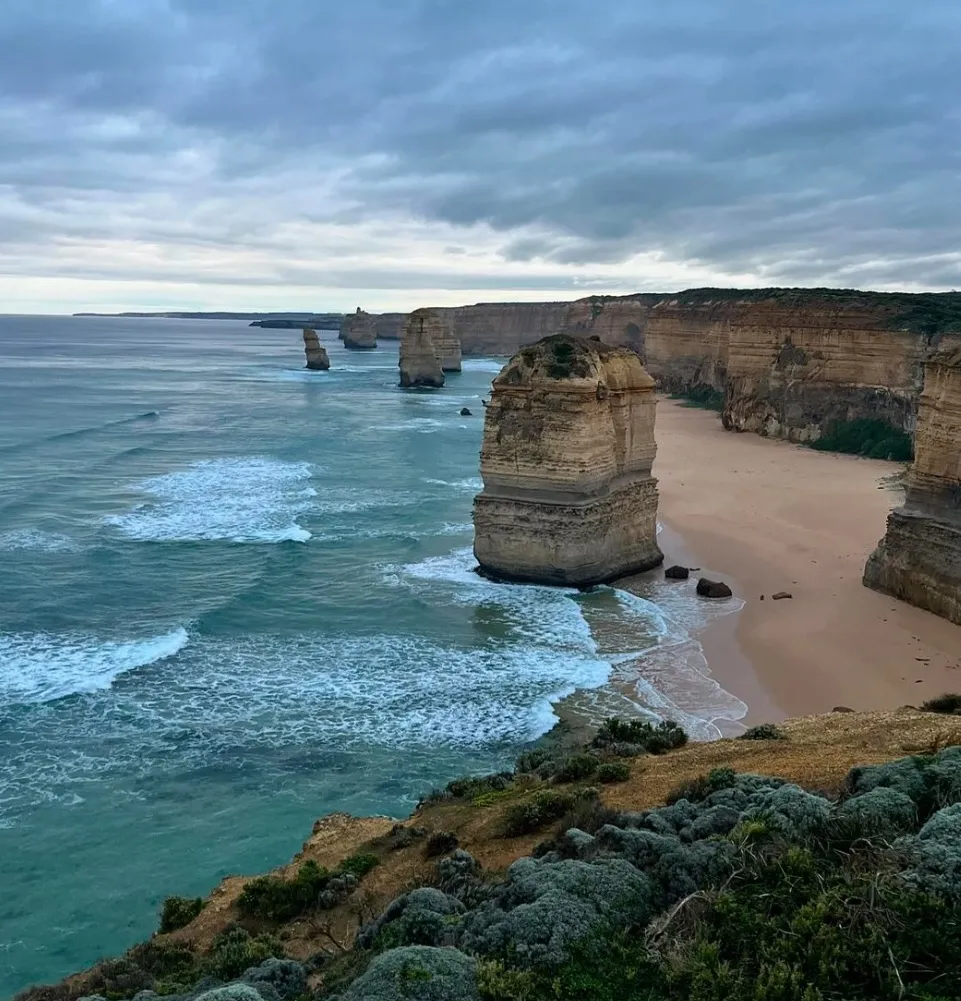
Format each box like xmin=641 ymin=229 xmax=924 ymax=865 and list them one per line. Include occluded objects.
xmin=341 ymin=307 xmax=377 ymax=350
xmin=302 ymin=328 xmax=330 ymax=370
xmin=399 ymin=309 xmax=446 ymax=388
xmin=473 ymin=334 xmax=663 ymax=586
xmin=428 ymin=310 xmax=462 ymax=372
xmin=864 ymin=346 xmax=961 ymax=624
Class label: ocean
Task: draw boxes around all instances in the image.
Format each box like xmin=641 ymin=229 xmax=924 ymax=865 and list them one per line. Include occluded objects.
xmin=0 ymin=316 xmax=746 ymax=996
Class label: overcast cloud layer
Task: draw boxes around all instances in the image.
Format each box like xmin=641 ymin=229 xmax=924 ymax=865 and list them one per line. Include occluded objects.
xmin=1 ymin=0 xmax=960 ymax=311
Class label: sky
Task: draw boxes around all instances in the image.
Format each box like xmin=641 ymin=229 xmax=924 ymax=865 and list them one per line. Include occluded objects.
xmin=2 ymin=0 xmax=960 ymax=313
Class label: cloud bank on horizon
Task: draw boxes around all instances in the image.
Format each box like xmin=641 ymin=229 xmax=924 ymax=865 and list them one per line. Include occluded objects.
xmin=2 ymin=0 xmax=959 ymax=312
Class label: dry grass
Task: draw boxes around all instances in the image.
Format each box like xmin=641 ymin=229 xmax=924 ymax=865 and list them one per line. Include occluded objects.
xmin=27 ymin=706 xmax=961 ymax=999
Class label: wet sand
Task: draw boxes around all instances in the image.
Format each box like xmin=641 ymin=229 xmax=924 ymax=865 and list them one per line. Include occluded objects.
xmin=654 ymin=399 xmax=961 ymax=720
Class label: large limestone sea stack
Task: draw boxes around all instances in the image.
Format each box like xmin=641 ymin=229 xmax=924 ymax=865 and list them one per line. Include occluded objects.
xmin=341 ymin=307 xmax=378 ymax=350
xmin=473 ymin=334 xmax=663 ymax=586
xmin=864 ymin=346 xmax=961 ymax=623
xmin=398 ymin=308 xmax=449 ymax=388
xmin=302 ymin=328 xmax=330 ymax=370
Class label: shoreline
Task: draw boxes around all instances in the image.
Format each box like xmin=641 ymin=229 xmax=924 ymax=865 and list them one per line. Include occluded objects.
xmin=654 ymin=399 xmax=961 ymax=719
xmin=553 ymin=398 xmax=961 ymax=741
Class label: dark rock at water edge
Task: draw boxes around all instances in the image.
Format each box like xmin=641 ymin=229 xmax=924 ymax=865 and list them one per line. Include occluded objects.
xmin=697 ymin=577 xmax=733 ymax=598
xmin=460 ymin=407 xmax=473 ymax=416
xmin=664 ymin=565 xmax=689 ymax=580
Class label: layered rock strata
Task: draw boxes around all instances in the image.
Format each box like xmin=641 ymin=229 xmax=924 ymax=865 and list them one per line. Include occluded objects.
xmin=473 ymin=335 xmax=663 ymax=586
xmin=398 ymin=309 xmax=445 ymax=388
xmin=419 ymin=308 xmax=462 ymax=371
xmin=341 ymin=307 xmax=378 ymax=349
xmin=302 ymin=328 xmax=330 ymax=370
xmin=864 ymin=346 xmax=961 ymax=624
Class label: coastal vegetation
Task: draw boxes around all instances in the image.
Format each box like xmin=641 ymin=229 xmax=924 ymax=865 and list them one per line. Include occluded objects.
xmin=810 ymin=418 xmax=914 ymax=462
xmin=668 ymin=385 xmax=726 ymax=411
xmin=21 ymin=705 xmax=961 ymax=1001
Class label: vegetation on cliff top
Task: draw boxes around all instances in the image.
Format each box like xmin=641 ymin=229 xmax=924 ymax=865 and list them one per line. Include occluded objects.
xmin=26 ymin=703 xmax=961 ymax=1001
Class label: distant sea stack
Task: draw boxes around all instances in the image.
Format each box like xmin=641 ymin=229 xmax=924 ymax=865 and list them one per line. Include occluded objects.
xmin=864 ymin=346 xmax=961 ymax=624
xmin=398 ymin=309 xmax=446 ymax=388
xmin=302 ymin=328 xmax=330 ymax=370
xmin=341 ymin=308 xmax=378 ymax=350
xmin=473 ymin=334 xmax=663 ymax=586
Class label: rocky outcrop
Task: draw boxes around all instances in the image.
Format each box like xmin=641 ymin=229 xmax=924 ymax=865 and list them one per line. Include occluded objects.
xmin=341 ymin=308 xmax=378 ymax=350
xmin=302 ymin=328 xmax=330 ymax=371
xmin=399 ymin=309 xmax=445 ymax=388
xmin=419 ymin=308 xmax=462 ymax=371
xmin=473 ymin=335 xmax=663 ymax=586
xmin=864 ymin=346 xmax=961 ymax=624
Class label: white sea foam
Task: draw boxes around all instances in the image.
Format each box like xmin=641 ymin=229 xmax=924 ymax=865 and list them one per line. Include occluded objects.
xmin=0 ymin=627 xmax=188 ymax=705
xmin=423 ymin=477 xmax=483 ymax=493
xmin=461 ymin=358 xmax=506 ymax=373
xmin=0 ymin=529 xmax=80 ymax=553
xmin=368 ymin=417 xmax=449 ymax=433
xmin=105 ymin=457 xmax=313 ymax=543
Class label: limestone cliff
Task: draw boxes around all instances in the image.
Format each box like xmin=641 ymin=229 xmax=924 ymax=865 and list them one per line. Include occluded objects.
xmin=302 ymin=328 xmax=330 ymax=371
xmin=864 ymin=346 xmax=961 ymax=624
xmin=340 ymin=308 xmax=378 ymax=350
xmin=371 ymin=312 xmax=406 ymax=340
xmin=398 ymin=309 xmax=445 ymax=388
xmin=473 ymin=334 xmax=662 ymax=586
xmin=418 ymin=308 xmax=462 ymax=371
xmin=439 ymin=301 xmax=571 ymax=356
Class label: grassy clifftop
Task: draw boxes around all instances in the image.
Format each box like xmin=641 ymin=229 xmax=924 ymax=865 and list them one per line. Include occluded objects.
xmin=20 ymin=705 xmax=961 ymax=1001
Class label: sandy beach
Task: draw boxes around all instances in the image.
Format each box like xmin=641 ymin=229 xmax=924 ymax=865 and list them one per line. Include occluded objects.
xmin=653 ymin=398 xmax=961 ymax=721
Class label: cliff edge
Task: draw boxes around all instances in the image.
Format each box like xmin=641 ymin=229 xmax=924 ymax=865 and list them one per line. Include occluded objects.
xmin=473 ymin=334 xmax=662 ymax=586
xmin=864 ymin=345 xmax=961 ymax=623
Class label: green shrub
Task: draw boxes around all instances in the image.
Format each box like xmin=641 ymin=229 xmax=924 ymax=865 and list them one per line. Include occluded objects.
xmin=425 ymin=771 xmax=514 ymax=804
xmin=921 ymin=693 xmax=961 ymax=715
xmin=503 ymin=790 xmax=577 ymax=837
xmin=592 ymin=717 xmax=688 ymax=755
xmin=666 ymin=767 xmax=738 ymax=805
xmin=338 ymin=853 xmax=379 ymax=878
xmin=237 ymin=860 xmax=330 ymax=922
xmin=738 ymin=724 xmax=787 ymax=741
xmin=596 ymin=761 xmax=631 ymax=784
xmin=810 ymin=418 xmax=913 ymax=461
xmin=158 ymin=895 xmax=206 ymax=934
xmin=203 ymin=926 xmax=284 ymax=981
xmin=669 ymin=385 xmax=726 ymax=411
xmin=553 ymin=754 xmax=600 ymax=784
xmin=424 ymin=831 xmax=459 ymax=858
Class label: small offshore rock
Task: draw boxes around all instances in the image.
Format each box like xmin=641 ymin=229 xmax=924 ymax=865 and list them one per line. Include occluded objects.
xmin=664 ymin=565 xmax=689 ymax=580
xmin=460 ymin=407 xmax=472 ymax=416
xmin=772 ymin=591 xmax=793 ymax=600
xmin=696 ymin=578 xmax=733 ymax=598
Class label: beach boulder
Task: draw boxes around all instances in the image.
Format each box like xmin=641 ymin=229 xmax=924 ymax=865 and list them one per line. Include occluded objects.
xmin=664 ymin=565 xmax=689 ymax=580
xmin=697 ymin=578 xmax=733 ymax=598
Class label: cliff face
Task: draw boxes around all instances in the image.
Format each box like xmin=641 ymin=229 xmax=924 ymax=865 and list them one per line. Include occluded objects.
xmin=371 ymin=312 xmax=406 ymax=340
xmin=440 ymin=302 xmax=571 ymax=356
xmin=864 ymin=346 xmax=961 ymax=624
xmin=302 ymin=328 xmax=330 ymax=371
xmin=422 ymin=309 xmax=462 ymax=371
xmin=341 ymin=308 xmax=378 ymax=350
xmin=473 ymin=334 xmax=662 ymax=586
xmin=398 ymin=309 xmax=445 ymax=388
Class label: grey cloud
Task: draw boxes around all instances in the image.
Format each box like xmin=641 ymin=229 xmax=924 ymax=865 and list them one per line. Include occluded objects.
xmin=1 ymin=0 xmax=960 ymax=295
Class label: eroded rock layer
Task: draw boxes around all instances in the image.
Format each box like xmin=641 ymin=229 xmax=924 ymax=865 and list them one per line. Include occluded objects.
xmin=473 ymin=335 xmax=663 ymax=586
xmin=302 ymin=328 xmax=330 ymax=370
xmin=423 ymin=308 xmax=462 ymax=371
xmin=341 ymin=307 xmax=378 ymax=350
xmin=399 ymin=309 xmax=445 ymax=388
xmin=864 ymin=346 xmax=961 ymax=624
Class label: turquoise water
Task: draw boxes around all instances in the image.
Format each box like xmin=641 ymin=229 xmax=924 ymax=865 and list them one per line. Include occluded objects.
xmin=0 ymin=317 xmax=746 ymax=996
